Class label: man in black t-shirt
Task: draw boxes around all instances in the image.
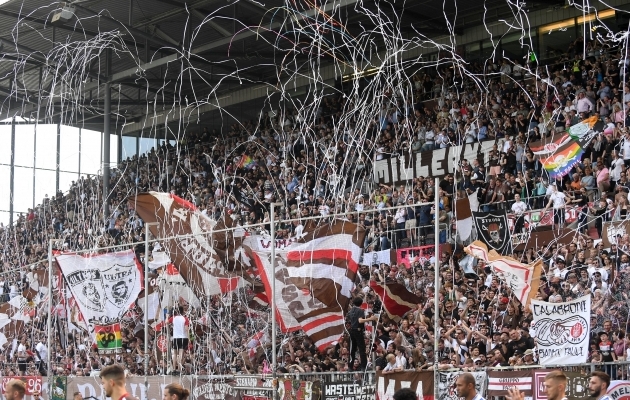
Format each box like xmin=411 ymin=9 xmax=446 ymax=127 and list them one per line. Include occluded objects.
xmin=506 ymin=329 xmax=533 ymax=359
xmin=347 ymin=297 xmax=378 ymax=371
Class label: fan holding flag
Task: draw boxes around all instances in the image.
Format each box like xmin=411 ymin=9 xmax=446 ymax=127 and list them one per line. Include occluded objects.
xmin=346 ymin=297 xmax=378 ymax=371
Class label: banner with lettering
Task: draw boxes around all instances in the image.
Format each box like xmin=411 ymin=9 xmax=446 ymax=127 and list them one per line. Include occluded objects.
xmin=487 ymin=370 xmax=533 ymax=396
xmin=437 ymin=371 xmax=486 ymax=400
xmin=191 ymin=376 xmax=241 ymax=400
xmin=606 ymin=381 xmax=630 ymax=400
xmin=373 ymin=141 xmax=495 ymax=184
xmin=66 ymin=376 xmax=180 ymax=400
xmin=190 ymin=376 xmax=320 ymax=400
xmin=531 ymin=296 xmax=591 ymax=365
xmin=531 ymin=370 xmax=591 ymax=400
xmin=1 ymin=377 xmax=45 ymax=400
xmin=376 ymin=371 xmax=434 ymax=400
xmin=55 ymin=250 xmax=143 ymax=326
xmin=323 ymin=380 xmax=376 ymax=400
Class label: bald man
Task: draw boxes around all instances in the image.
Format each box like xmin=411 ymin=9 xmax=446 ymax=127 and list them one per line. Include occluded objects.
xmin=456 ymin=373 xmax=485 ymax=400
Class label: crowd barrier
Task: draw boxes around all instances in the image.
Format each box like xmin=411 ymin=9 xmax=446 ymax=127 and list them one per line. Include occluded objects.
xmin=8 ymin=362 xmax=630 ymax=400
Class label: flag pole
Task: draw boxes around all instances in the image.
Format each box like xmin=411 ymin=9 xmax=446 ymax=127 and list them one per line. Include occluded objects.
xmin=144 ymin=223 xmax=158 ymax=384
xmin=47 ymin=239 xmax=54 ymax=378
xmin=270 ymin=202 xmax=281 ymax=400
xmin=433 ymin=178 xmax=440 ymax=389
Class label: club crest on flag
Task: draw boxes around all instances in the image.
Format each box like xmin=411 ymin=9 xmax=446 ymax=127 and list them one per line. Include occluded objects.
xmin=533 ymin=314 xmax=588 ymax=347
xmin=473 ymin=211 xmax=512 ymax=254
xmin=66 ymin=269 xmax=106 ymax=312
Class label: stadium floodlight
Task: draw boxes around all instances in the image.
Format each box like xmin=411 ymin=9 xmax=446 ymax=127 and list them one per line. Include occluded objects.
xmin=50 ymin=2 xmax=75 ymax=26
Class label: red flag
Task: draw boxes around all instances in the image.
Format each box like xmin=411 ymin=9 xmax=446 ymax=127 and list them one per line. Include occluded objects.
xmin=369 ymin=280 xmax=422 ymax=322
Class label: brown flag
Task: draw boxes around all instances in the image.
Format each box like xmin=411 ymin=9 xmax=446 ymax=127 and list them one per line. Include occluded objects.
xmin=243 ymin=219 xmax=365 ymax=351
xmin=130 ymin=192 xmax=245 ymax=298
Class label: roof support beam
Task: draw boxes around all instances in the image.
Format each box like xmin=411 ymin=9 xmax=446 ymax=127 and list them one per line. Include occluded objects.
xmin=72 ymin=3 xmax=175 ymax=50
xmin=82 ymin=0 xmax=358 ymax=90
xmin=190 ymin=9 xmax=231 ymax=37
xmin=0 ymin=9 xmax=146 ymax=50
xmin=133 ymin=0 xmax=223 ymax=29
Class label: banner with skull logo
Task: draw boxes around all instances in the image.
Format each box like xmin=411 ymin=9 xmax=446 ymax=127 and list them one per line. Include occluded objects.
xmin=602 ymin=220 xmax=630 ymax=249
xmin=56 ymin=250 xmax=143 ymax=326
xmin=473 ymin=210 xmax=512 ymax=255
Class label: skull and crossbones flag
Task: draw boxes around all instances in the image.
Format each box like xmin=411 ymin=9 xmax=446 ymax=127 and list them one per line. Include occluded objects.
xmin=473 ymin=210 xmax=513 ymax=254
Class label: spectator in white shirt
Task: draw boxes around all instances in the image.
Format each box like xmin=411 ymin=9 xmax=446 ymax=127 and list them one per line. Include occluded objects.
xmin=543 ymin=183 xmax=568 ymax=230
xmin=511 ymin=194 xmax=528 ymax=234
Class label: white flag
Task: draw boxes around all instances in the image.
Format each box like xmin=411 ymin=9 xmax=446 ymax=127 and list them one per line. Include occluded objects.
xmin=531 ymin=296 xmax=590 ymax=365
xmin=56 ymin=250 xmax=143 ymax=325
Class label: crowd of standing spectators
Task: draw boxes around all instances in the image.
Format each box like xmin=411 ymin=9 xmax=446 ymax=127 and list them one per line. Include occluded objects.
xmin=0 ymin=35 xmax=629 ymax=378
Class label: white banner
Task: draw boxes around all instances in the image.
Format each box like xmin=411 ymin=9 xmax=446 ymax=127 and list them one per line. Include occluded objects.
xmin=466 ymin=241 xmax=541 ymax=305
xmin=56 ymin=250 xmax=143 ymax=326
xmin=360 ymin=249 xmax=391 ymax=266
xmin=531 ymin=296 xmax=591 ymax=365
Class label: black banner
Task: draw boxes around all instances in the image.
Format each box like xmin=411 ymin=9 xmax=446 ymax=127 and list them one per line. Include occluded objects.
xmin=323 ymin=381 xmax=375 ymax=400
xmin=473 ymin=210 xmax=513 ymax=254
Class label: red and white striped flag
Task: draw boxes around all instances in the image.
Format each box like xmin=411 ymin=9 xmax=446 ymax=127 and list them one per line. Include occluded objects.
xmin=130 ymin=192 xmax=246 ymax=297
xmin=244 ymin=220 xmax=365 ymax=351
xmin=487 ymin=370 xmax=533 ymax=396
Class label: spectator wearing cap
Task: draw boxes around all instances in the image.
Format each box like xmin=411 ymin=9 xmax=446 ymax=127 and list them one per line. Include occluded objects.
xmin=522 ymin=349 xmax=536 ymax=365
xmin=552 ymin=256 xmax=569 ymax=279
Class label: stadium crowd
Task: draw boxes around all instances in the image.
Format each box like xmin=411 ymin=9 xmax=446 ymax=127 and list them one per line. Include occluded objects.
xmin=0 ymin=35 xmax=630 ymax=378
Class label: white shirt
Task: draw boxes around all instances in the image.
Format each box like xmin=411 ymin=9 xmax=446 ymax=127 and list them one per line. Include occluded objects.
xmin=550 ymin=191 xmax=567 ymax=209
xmin=612 ymin=158 xmax=625 ymax=182
xmin=35 ymin=342 xmax=47 ymax=361
xmin=622 ymin=139 xmax=630 ymax=161
xmin=511 ymin=201 xmax=527 ymax=216
xmin=169 ymin=315 xmax=189 ymax=338
xmin=395 ymin=209 xmax=406 ymax=224
xmin=17 ymin=343 xmax=26 ymax=360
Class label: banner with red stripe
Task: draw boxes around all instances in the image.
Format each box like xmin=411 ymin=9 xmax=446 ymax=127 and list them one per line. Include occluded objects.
xmin=369 ymin=280 xmax=422 ymax=322
xmin=244 ymin=220 xmax=365 ymax=351
xmin=131 ymin=192 xmax=246 ymax=298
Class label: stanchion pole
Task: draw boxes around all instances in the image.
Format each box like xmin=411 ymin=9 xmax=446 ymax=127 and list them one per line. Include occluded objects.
xmin=47 ymin=239 xmax=54 ymax=379
xmin=433 ymin=178 xmax=440 ymax=395
xmin=144 ymin=222 xmax=158 ymax=386
xmin=270 ymin=202 xmax=282 ymax=400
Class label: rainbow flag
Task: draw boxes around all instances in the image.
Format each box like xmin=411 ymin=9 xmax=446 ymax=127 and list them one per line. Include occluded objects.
xmin=540 ymin=140 xmax=584 ymax=178
xmin=94 ymin=323 xmax=123 ymax=354
xmin=529 ymin=134 xmax=572 ymax=155
xmin=238 ymin=155 xmax=257 ymax=170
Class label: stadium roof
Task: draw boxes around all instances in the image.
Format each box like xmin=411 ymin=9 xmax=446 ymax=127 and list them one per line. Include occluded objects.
xmin=0 ymin=0 xmax=589 ymax=137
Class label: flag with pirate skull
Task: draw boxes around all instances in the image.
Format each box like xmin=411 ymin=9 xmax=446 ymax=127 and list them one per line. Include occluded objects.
xmin=473 ymin=210 xmax=513 ymax=254
xmin=56 ymin=250 xmax=143 ymax=326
